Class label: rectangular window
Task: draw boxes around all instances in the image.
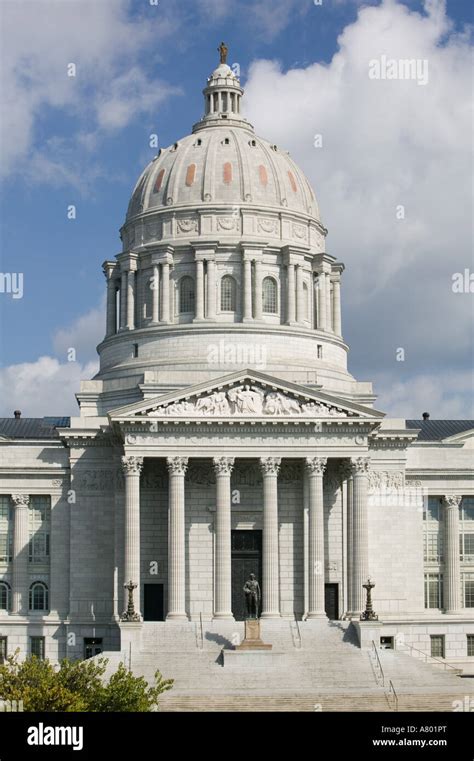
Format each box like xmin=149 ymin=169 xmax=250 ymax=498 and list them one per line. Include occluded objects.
xmin=424 ymin=496 xmax=441 ymax=521
xmin=29 ymin=496 xmax=50 ymax=564
xmin=460 ymin=534 xmax=474 ymax=562
xmin=84 ymin=638 xmax=103 ymax=660
xmin=462 ymin=497 xmax=474 ymax=521
xmin=430 ymin=635 xmax=445 ymax=659
xmin=30 ymin=636 xmax=45 ymax=660
xmin=0 ymin=497 xmax=12 ymax=563
xmin=464 ymin=575 xmax=474 ymax=608
xmin=424 ymin=574 xmax=443 ymax=609
xmin=467 ymin=635 xmax=474 ymax=657
xmin=0 ymin=637 xmax=7 ymax=661
xmin=424 ymin=532 xmax=443 ymax=563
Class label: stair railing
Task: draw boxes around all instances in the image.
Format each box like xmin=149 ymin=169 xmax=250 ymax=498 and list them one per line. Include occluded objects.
xmin=292 ymin=616 xmax=302 ymax=649
xmin=388 ymin=679 xmax=398 ymax=712
xmin=199 ymin=612 xmax=204 ymax=650
xmin=371 ymin=640 xmax=385 ymax=686
xmin=401 ymin=642 xmax=460 ymax=672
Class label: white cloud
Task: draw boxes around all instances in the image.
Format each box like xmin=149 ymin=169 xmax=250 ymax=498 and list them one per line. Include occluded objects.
xmin=0 ymin=356 xmax=99 ymax=417
xmin=0 ymin=0 xmax=180 ymax=182
xmin=53 ymin=299 xmax=105 ymax=363
xmin=373 ymin=370 xmax=474 ymax=419
xmin=243 ymin=0 xmax=473 ymax=415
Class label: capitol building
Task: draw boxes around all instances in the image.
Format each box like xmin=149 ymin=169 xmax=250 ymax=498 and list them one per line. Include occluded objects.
xmin=0 ymin=48 xmax=473 ymax=705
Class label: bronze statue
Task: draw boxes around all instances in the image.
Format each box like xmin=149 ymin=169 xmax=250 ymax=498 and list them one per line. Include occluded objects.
xmin=243 ymin=573 xmax=260 ymax=619
xmin=218 ymin=41 xmax=228 ymax=65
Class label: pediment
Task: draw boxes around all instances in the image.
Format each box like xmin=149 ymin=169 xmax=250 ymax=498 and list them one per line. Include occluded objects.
xmin=110 ymin=370 xmax=384 ymax=422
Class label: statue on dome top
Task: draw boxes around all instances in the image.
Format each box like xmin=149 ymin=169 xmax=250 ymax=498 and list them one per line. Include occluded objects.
xmin=218 ymin=41 xmax=228 ymax=65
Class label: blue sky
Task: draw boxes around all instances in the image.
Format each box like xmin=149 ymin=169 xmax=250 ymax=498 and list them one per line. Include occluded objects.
xmin=0 ymin=0 xmax=472 ymax=417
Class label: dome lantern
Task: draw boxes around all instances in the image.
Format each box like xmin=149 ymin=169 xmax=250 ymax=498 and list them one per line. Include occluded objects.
xmin=193 ymin=42 xmax=252 ymax=134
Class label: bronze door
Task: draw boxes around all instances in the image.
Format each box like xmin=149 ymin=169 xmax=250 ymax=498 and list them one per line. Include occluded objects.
xmin=324 ymin=583 xmax=339 ymax=620
xmin=231 ymin=530 xmax=262 ymax=621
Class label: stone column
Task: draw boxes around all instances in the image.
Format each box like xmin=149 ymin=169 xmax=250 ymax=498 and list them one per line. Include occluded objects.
xmin=167 ymin=456 xmax=188 ymax=621
xmin=286 ymin=263 xmax=296 ymax=324
xmin=306 ymin=458 xmax=327 ymax=618
xmin=443 ymin=495 xmax=462 ymax=613
xmin=213 ymin=457 xmax=234 ymax=619
xmin=103 ymin=265 xmax=117 ymax=337
xmin=326 ymin=274 xmax=332 ymax=331
xmin=317 ymin=272 xmax=326 ymax=331
xmin=260 ymin=457 xmax=281 ymax=618
xmin=340 ymin=462 xmax=353 ymax=614
xmin=207 ymin=259 xmax=216 ymax=319
xmin=119 ymin=268 xmax=127 ymax=330
xmin=351 ymin=457 xmax=370 ymax=614
xmin=11 ymin=494 xmax=30 ymax=615
xmin=161 ymin=262 xmax=170 ymax=323
xmin=195 ymin=258 xmax=204 ymax=320
xmin=243 ymin=256 xmax=253 ymax=320
xmin=126 ymin=269 xmax=135 ymax=330
xmin=296 ymin=264 xmax=304 ymax=323
xmin=333 ymin=278 xmax=342 ymax=336
xmin=313 ymin=276 xmax=319 ymax=329
xmin=152 ymin=264 xmax=160 ymax=323
xmin=121 ymin=456 xmax=143 ymax=616
xmin=254 ymin=259 xmax=263 ymax=320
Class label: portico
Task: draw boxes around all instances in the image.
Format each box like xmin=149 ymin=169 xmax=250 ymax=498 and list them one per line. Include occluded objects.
xmin=113 ymin=369 xmax=381 ymax=623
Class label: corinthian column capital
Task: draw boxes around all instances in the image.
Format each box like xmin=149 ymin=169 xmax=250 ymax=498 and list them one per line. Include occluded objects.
xmin=351 ymin=457 xmax=370 ymax=476
xmin=213 ymin=457 xmax=235 ymax=476
xmin=167 ymin=456 xmax=189 ymax=476
xmin=306 ymin=457 xmax=327 ymax=476
xmin=260 ymin=457 xmax=281 ymax=476
xmin=443 ymin=495 xmax=462 ymax=509
xmin=11 ymin=494 xmax=30 ymax=507
xmin=121 ymin=456 xmax=144 ymax=476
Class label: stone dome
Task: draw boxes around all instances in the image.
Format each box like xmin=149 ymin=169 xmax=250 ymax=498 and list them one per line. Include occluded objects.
xmin=125 ymin=129 xmax=320 ymax=223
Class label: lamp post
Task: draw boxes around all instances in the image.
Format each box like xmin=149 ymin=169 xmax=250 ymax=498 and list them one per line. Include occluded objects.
xmin=360 ymin=577 xmax=378 ymax=621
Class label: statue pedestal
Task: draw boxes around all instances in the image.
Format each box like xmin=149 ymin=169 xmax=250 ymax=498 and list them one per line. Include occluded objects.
xmin=236 ymin=619 xmax=272 ymax=650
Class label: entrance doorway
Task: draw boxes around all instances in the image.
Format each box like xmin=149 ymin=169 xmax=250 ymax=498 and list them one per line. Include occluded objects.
xmin=325 ymin=583 xmax=339 ymax=620
xmin=84 ymin=638 xmax=103 ymax=659
xmin=143 ymin=583 xmax=164 ymax=621
xmin=231 ymin=530 xmax=262 ymax=621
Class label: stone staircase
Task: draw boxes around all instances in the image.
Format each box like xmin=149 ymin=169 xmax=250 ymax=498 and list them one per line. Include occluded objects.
xmin=101 ymin=620 xmax=471 ymax=712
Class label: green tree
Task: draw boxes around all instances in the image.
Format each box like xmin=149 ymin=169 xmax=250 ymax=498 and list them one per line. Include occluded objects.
xmin=0 ymin=651 xmax=173 ymax=712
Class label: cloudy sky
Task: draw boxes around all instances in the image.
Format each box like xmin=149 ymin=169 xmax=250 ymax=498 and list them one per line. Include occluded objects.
xmin=0 ymin=0 xmax=472 ymax=418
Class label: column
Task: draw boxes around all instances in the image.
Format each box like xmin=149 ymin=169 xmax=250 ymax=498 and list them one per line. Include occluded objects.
xmin=286 ymin=263 xmax=296 ymax=324
xmin=195 ymin=258 xmax=204 ymax=320
xmin=104 ymin=266 xmax=117 ymax=337
xmin=351 ymin=457 xmax=370 ymax=614
xmin=260 ymin=457 xmax=281 ymax=618
xmin=317 ymin=272 xmax=326 ymax=331
xmin=119 ymin=268 xmax=127 ymax=330
xmin=11 ymin=494 xmax=30 ymax=615
xmin=340 ymin=462 xmax=353 ymax=614
xmin=152 ymin=264 xmax=160 ymax=323
xmin=213 ymin=457 xmax=234 ymax=619
xmin=254 ymin=259 xmax=263 ymax=320
xmin=126 ymin=269 xmax=135 ymax=330
xmin=333 ymin=278 xmax=342 ymax=336
xmin=121 ymin=456 xmax=143 ymax=616
xmin=306 ymin=458 xmax=327 ymax=618
xmin=326 ymin=274 xmax=332 ymax=331
xmin=167 ymin=456 xmax=188 ymax=621
xmin=443 ymin=495 xmax=462 ymax=613
xmin=161 ymin=262 xmax=170 ymax=323
xmin=296 ymin=264 xmax=304 ymax=324
xmin=313 ymin=276 xmax=319 ymax=329
xmin=243 ymin=256 xmax=253 ymax=320
xmin=206 ymin=259 xmax=216 ymax=319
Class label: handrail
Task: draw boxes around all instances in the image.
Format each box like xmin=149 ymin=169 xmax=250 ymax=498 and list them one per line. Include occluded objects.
xmin=371 ymin=640 xmax=385 ymax=686
xmin=388 ymin=679 xmax=398 ymax=712
xmin=199 ymin=612 xmax=204 ymax=650
xmin=293 ymin=616 xmax=302 ymax=649
xmin=402 ymin=642 xmax=459 ymax=672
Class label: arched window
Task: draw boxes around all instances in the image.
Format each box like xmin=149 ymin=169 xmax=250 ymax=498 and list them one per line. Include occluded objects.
xmin=29 ymin=582 xmax=49 ymax=612
xmin=0 ymin=582 xmax=11 ymax=611
xmin=221 ymin=275 xmax=236 ymax=312
xmin=179 ymin=276 xmax=195 ymax=314
xmin=262 ymin=277 xmax=278 ymax=314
